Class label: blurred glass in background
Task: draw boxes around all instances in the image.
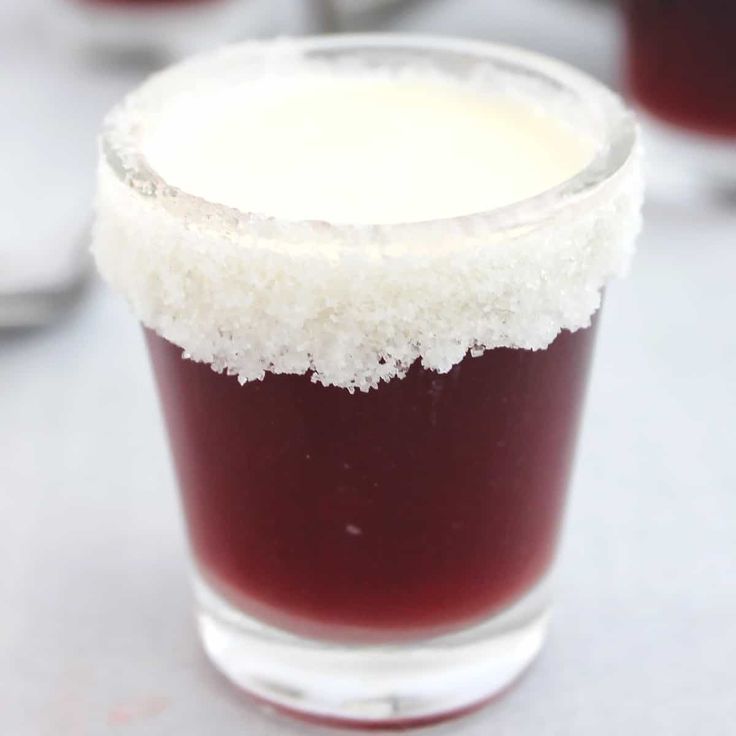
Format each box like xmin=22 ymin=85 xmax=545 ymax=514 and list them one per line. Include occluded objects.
xmin=51 ymin=0 xmax=416 ymax=61
xmin=53 ymin=0 xmax=310 ymax=62
xmin=619 ymin=0 xmax=736 ymax=202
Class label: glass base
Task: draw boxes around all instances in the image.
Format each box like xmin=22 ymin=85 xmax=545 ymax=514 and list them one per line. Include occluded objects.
xmin=195 ymin=573 xmax=549 ymax=728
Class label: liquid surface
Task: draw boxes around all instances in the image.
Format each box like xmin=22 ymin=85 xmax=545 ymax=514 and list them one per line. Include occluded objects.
xmin=147 ymin=321 xmax=597 ymax=641
xmin=143 ymin=76 xmax=595 ymax=224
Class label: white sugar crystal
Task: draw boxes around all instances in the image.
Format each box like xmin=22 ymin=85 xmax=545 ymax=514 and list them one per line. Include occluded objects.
xmin=92 ymin=39 xmax=643 ymax=392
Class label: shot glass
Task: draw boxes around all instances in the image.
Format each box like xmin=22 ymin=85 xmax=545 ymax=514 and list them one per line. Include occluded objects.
xmin=93 ymin=35 xmax=642 ymax=728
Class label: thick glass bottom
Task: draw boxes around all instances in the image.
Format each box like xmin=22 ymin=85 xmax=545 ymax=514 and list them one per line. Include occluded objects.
xmin=195 ymin=573 xmax=549 ymax=728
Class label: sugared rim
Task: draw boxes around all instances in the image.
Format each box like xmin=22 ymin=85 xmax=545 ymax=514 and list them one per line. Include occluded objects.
xmin=94 ymin=34 xmax=642 ymax=391
xmin=101 ymin=33 xmax=638 ymax=243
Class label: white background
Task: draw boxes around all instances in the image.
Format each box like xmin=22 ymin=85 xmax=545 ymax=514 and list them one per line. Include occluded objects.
xmin=2 ymin=1 xmax=735 ymax=734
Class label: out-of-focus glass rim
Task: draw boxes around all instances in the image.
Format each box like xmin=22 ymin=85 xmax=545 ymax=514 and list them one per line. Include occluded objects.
xmin=101 ymin=33 xmax=638 ymax=243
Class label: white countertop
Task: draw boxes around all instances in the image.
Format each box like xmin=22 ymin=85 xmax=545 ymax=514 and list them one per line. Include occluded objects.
xmin=2 ymin=1 xmax=735 ymax=734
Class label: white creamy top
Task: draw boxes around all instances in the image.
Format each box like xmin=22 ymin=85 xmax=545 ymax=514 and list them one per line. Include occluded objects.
xmin=142 ymin=75 xmax=595 ymax=225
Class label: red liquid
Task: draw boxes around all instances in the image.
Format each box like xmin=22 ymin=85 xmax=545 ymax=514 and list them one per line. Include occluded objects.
xmin=621 ymin=0 xmax=736 ymax=137
xmin=147 ymin=321 xmax=597 ymax=642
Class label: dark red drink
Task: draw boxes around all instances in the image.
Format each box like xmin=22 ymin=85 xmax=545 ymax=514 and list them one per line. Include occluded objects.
xmin=146 ymin=320 xmax=597 ymax=643
xmin=621 ymin=0 xmax=736 ymax=137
